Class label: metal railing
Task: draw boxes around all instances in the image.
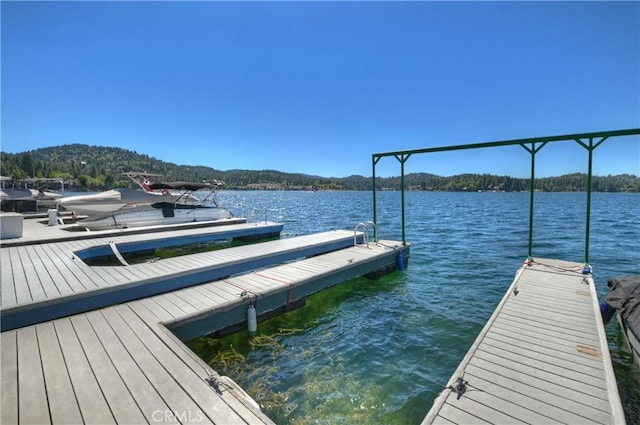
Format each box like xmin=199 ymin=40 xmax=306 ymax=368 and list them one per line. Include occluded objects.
xmin=353 ymin=221 xmax=378 ymax=248
xmin=251 ymin=207 xmax=268 ymax=225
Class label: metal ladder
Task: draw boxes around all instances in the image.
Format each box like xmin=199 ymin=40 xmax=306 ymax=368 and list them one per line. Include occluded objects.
xmin=354 ymin=221 xmax=377 ymax=248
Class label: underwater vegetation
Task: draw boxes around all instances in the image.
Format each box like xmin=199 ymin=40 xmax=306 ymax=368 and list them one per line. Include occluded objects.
xmin=187 ymin=274 xmax=417 ymax=425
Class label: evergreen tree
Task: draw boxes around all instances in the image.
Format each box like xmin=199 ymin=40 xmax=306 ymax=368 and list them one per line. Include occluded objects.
xmin=21 ymin=152 xmax=34 ymax=177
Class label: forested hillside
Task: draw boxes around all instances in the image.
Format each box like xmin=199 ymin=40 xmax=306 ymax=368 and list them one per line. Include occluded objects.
xmin=1 ymin=144 xmax=638 ymax=192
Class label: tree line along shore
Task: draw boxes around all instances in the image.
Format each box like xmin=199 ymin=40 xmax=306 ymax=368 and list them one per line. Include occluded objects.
xmin=2 ymin=145 xmax=638 ymax=192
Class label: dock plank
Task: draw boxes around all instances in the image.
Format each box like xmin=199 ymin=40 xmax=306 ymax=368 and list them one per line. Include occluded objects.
xmin=501 ymin=300 xmax=594 ymax=329
xmin=471 ymin=349 xmax=609 ymax=400
xmin=463 ymin=362 xmax=611 ymax=423
xmin=490 ymin=318 xmax=602 ymax=353
xmin=126 ymin=301 xmax=271 ymax=424
xmin=27 ymin=245 xmax=77 ymax=296
xmin=24 ymin=244 xmax=66 ymax=297
xmin=171 ymin=289 xmax=212 ymax=312
xmin=9 ymin=249 xmax=31 ymax=304
xmin=461 ymin=370 xmax=600 ymax=424
xmin=88 ymin=308 xmax=184 ymax=424
xmin=69 ymin=314 xmax=148 ymax=424
xmin=195 ymin=283 xmax=239 ymax=303
xmin=186 ymin=285 xmax=231 ymax=306
xmin=481 ymin=334 xmax=605 ymax=379
xmin=41 ymin=242 xmax=109 ymax=291
xmin=16 ymin=246 xmax=48 ymax=301
xmin=1 ymin=330 xmax=18 ymax=425
xmin=437 ymin=400 xmax=501 ymax=424
xmin=239 ymin=273 xmax=285 ymax=292
xmin=486 ymin=325 xmax=604 ymax=366
xmin=139 ymin=297 xmax=181 ymax=321
xmin=36 ymin=322 xmax=84 ymax=424
xmin=161 ymin=292 xmax=201 ymax=316
xmin=0 ymin=250 xmax=17 ymax=305
xmin=114 ymin=304 xmax=258 ymax=424
xmin=54 ymin=318 xmax=116 ymax=424
xmin=467 ymin=355 xmax=611 ymax=410
xmin=509 ymin=291 xmax=594 ymax=319
xmin=17 ymin=326 xmax=50 ymax=424
xmin=110 ymin=303 xmax=214 ymax=418
xmin=493 ymin=312 xmax=601 ymax=345
xmin=231 ymin=274 xmax=277 ymax=293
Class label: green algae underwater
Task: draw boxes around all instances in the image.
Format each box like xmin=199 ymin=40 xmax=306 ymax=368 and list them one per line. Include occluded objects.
xmin=187 ymin=272 xmax=432 ymax=425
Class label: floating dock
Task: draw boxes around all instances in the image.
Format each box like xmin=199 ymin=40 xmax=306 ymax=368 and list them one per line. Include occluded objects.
xmin=1 ymin=214 xmax=409 ymax=424
xmin=2 ymin=215 xmax=626 ymax=424
xmin=422 ymin=258 xmax=625 ymax=425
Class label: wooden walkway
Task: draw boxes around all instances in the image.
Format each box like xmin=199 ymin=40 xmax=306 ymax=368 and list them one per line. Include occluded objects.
xmin=0 ymin=227 xmax=367 ymax=330
xmin=1 ymin=295 xmax=274 ymax=424
xmin=422 ymin=258 xmax=626 ymax=425
xmin=1 ymin=240 xmax=407 ymax=424
xmin=1 ymin=216 xmax=410 ymax=424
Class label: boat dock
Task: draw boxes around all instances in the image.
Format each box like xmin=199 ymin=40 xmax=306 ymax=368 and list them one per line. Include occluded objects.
xmin=0 ymin=216 xmax=628 ymax=424
xmin=1 ymin=214 xmax=409 ymax=424
xmin=422 ymin=258 xmax=625 ymax=425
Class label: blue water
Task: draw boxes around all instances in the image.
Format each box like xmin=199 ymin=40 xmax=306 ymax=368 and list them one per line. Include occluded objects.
xmin=190 ymin=191 xmax=640 ymax=424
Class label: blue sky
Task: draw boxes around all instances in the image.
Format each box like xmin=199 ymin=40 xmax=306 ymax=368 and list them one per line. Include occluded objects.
xmin=1 ymin=1 xmax=639 ymax=178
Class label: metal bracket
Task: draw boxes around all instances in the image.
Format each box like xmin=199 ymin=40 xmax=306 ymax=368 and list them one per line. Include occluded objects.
xmin=449 ymin=377 xmax=468 ymax=400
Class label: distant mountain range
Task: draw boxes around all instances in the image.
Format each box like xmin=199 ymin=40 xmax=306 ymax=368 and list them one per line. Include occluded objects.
xmin=1 ymin=144 xmax=638 ymax=192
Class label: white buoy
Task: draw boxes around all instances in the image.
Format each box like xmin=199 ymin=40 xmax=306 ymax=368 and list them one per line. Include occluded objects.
xmin=247 ymin=304 xmax=257 ymax=332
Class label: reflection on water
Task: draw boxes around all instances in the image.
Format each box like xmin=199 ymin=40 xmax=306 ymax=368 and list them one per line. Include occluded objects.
xmin=83 ymin=237 xmax=280 ymax=266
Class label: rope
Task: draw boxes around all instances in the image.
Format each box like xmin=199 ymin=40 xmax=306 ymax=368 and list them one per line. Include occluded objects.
xmin=525 ymin=259 xmax=585 ymax=274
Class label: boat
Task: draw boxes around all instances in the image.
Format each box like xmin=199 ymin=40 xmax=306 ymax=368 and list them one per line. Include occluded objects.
xmin=1 ymin=181 xmax=63 ymax=213
xmin=57 ymin=188 xmax=177 ymax=217
xmin=56 ymin=172 xmax=186 ymax=217
xmin=77 ymin=181 xmax=233 ymax=230
xmin=0 ymin=187 xmax=63 ymax=200
xmin=602 ymin=275 xmax=640 ymax=366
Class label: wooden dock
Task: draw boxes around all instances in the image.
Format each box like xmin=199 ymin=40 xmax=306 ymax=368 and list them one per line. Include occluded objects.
xmin=422 ymin=258 xmax=626 ymax=425
xmin=3 ymin=213 xmax=624 ymax=424
xmin=0 ymin=213 xmax=252 ymax=247
xmin=1 ymin=214 xmax=410 ymax=424
xmin=1 ymin=225 xmax=394 ymax=331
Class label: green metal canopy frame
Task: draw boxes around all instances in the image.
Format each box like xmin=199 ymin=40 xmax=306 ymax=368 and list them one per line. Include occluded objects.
xmin=371 ymin=128 xmax=640 ymax=268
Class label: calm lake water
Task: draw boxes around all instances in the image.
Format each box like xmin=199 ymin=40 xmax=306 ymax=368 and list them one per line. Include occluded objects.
xmin=188 ymin=190 xmax=640 ymax=425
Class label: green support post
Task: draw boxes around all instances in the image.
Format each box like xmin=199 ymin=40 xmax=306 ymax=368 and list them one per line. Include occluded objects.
xmin=394 ymin=153 xmax=411 ymax=246
xmin=574 ymin=136 xmax=609 ymax=269
xmin=520 ymin=141 xmax=547 ymax=261
xmin=372 ymin=155 xmax=380 ymax=241
xmin=528 ymin=145 xmax=536 ymax=261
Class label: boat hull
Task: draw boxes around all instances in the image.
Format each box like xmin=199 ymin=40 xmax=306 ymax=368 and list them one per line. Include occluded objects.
xmin=79 ymin=205 xmax=233 ymax=231
xmin=618 ymin=314 xmax=640 ymax=366
xmin=605 ymin=275 xmax=640 ymax=367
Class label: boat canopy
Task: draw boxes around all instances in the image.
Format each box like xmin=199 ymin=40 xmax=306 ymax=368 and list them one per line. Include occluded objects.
xmin=149 ymin=181 xmax=223 ymax=191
